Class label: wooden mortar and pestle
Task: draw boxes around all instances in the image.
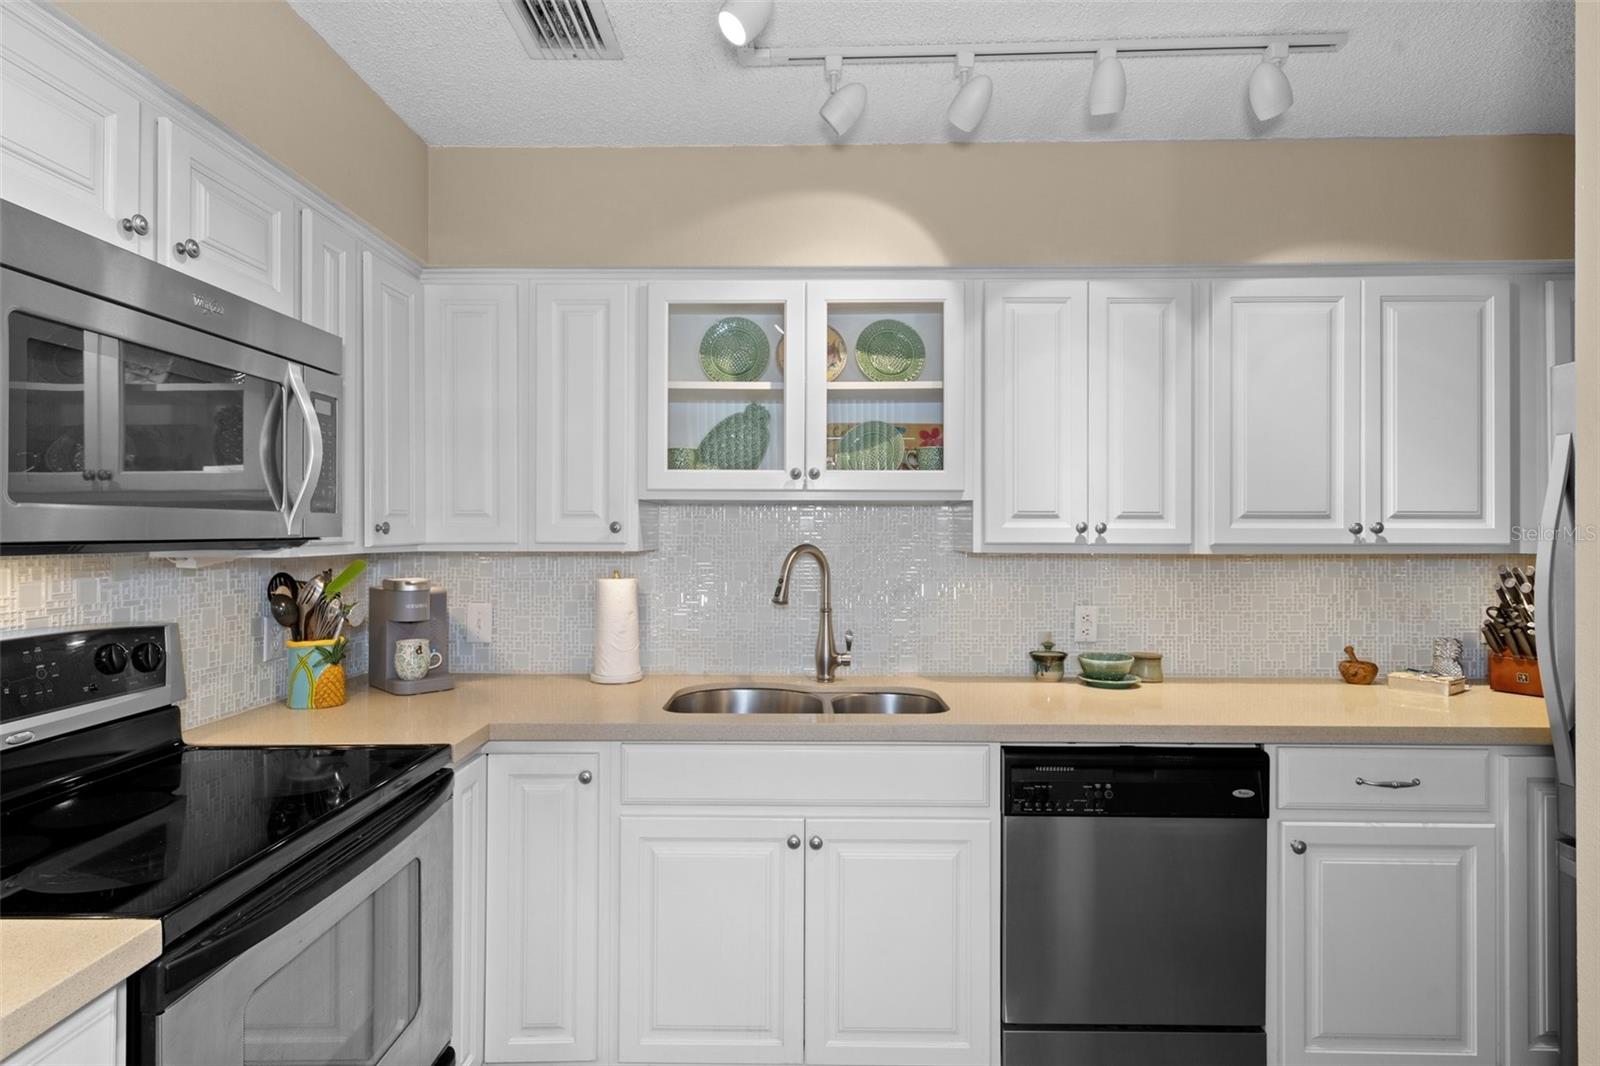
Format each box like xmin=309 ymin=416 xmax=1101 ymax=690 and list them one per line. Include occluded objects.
xmin=1338 ymin=645 xmax=1379 ymax=685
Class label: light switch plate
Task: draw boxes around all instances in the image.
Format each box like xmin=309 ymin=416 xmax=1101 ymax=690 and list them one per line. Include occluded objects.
xmin=463 ymin=602 xmax=492 ymax=644
xmin=1074 ymin=605 xmax=1100 ymax=644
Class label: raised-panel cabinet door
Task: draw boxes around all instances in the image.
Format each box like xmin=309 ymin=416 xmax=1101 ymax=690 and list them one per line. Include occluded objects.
xmin=617 ymin=817 xmax=804 ymax=1064
xmin=1211 ymin=279 xmax=1362 ymax=546
xmin=1087 ymin=280 xmax=1193 ymax=545
xmin=425 ymin=283 xmax=521 ymax=545
xmin=362 ymin=253 xmax=424 ymax=545
xmin=1362 ymin=277 xmax=1511 ymax=545
xmin=1278 ymin=821 xmax=1495 ymax=1064
xmin=157 ymin=117 xmax=296 ymax=314
xmin=535 ymin=283 xmax=633 ymax=546
xmin=2 ymin=985 xmax=123 ymax=1066
xmin=294 ymin=209 xmax=362 ymax=551
xmin=0 ymin=11 xmax=146 ymax=253
xmin=485 ymin=754 xmax=600 ymax=1064
xmin=981 ymin=281 xmax=1089 ymax=544
xmin=803 ymin=819 xmax=991 ymax=1066
xmin=1500 ymin=754 xmax=1562 ymax=1065
xmin=452 ymin=758 xmax=487 ymax=1066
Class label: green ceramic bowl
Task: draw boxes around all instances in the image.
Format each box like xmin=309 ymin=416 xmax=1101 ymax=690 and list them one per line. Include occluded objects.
xmin=1077 ymin=652 xmax=1135 ymax=682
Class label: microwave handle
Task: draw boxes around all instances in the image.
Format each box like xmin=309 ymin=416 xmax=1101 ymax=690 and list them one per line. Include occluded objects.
xmin=284 ymin=366 xmax=324 ymax=534
xmin=259 ymin=386 xmax=286 ymax=515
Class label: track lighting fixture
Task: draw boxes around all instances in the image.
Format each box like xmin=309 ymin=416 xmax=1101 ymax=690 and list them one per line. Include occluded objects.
xmin=1247 ymin=41 xmax=1293 ymax=121
xmin=717 ymin=0 xmax=772 ymax=47
xmin=946 ymin=54 xmax=992 ymax=134
xmin=819 ymin=56 xmax=866 ymax=137
xmin=1087 ymin=47 xmax=1126 ymax=117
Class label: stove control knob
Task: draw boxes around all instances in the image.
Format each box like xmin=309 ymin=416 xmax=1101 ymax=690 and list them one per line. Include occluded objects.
xmin=94 ymin=643 xmax=129 ymax=675
xmin=131 ymin=641 xmax=164 ymax=673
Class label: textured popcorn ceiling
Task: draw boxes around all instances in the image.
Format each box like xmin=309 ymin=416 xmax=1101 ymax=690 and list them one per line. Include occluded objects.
xmin=286 ymin=0 xmax=1574 ymax=147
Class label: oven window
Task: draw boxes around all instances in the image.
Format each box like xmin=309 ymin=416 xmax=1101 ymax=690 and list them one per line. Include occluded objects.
xmin=241 ymin=860 xmax=421 ymax=1065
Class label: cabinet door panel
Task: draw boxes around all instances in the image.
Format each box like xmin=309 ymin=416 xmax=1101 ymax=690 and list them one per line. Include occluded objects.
xmin=158 ymin=118 xmax=295 ymax=314
xmin=1211 ymin=279 xmax=1361 ymax=545
xmin=0 ymin=11 xmax=145 ymax=252
xmin=982 ymin=281 xmax=1088 ymax=543
xmin=1088 ymin=280 xmax=1193 ymax=545
xmin=1501 ymin=754 xmax=1562 ymax=1064
xmin=362 ymin=253 xmax=424 ymax=545
xmin=426 ymin=283 xmax=521 ymax=545
xmin=804 ymin=819 xmax=991 ymax=1066
xmin=485 ymin=754 xmax=599 ymax=1063
xmin=452 ymin=758 xmax=487 ymax=1066
xmin=617 ymin=817 xmax=804 ymax=1064
xmin=1279 ymin=822 xmax=1494 ymax=1064
xmin=535 ymin=283 xmax=631 ymax=546
xmin=1363 ymin=277 xmax=1510 ymax=544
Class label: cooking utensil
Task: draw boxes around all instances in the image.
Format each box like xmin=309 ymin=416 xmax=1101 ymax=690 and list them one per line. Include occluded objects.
xmin=268 ymin=592 xmax=301 ymax=642
xmin=1513 ymin=564 xmax=1535 ymax=605
xmin=267 ymin=571 xmax=298 ymax=599
xmin=1481 ymin=622 xmax=1505 ymax=654
xmin=324 ymin=560 xmax=366 ymax=599
xmin=1338 ymin=645 xmax=1379 ymax=685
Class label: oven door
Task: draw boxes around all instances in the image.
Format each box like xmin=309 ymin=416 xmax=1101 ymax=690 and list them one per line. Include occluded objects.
xmin=141 ymin=773 xmax=451 ymax=1066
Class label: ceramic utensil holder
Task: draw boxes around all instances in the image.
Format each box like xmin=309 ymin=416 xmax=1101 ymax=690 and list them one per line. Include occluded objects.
xmin=286 ymin=639 xmax=345 ymax=710
xmin=1487 ymin=651 xmax=1542 ymax=697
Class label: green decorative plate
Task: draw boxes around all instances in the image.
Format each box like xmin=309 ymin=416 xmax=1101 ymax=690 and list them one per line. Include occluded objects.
xmin=699 ymin=317 xmax=770 ymax=382
xmin=855 ymin=319 xmax=926 ymax=382
xmin=697 ymin=403 xmax=771 ymax=469
xmin=835 ymin=421 xmax=906 ymax=471
xmin=1078 ymin=674 xmax=1141 ymax=690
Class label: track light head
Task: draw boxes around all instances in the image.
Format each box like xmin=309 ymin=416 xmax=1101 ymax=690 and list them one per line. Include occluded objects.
xmin=820 ymin=56 xmax=866 ymax=137
xmin=946 ymin=55 xmax=992 ymax=134
xmin=1248 ymin=41 xmax=1293 ymax=121
xmin=718 ymin=0 xmax=772 ymax=47
xmin=1087 ymin=47 xmax=1126 ymax=117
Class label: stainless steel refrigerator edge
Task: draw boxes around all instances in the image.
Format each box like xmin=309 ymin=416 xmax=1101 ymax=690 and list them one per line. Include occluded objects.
xmin=1 ymin=199 xmax=343 ymax=553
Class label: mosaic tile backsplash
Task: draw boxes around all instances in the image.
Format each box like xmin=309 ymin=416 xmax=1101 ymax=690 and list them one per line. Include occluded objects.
xmin=2 ymin=504 xmax=1523 ymax=729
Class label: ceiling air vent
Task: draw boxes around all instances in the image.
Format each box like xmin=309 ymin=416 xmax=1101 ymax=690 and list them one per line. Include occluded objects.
xmin=500 ymin=0 xmax=623 ymax=59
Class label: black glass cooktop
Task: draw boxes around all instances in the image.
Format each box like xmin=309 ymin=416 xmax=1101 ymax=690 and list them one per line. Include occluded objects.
xmin=0 ymin=708 xmax=447 ymax=943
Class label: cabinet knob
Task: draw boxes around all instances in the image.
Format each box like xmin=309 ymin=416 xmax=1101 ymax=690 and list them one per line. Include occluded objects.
xmin=808 ymin=468 xmax=821 ymax=481
xmin=578 ymin=770 xmax=593 ymax=784
xmin=808 ymin=835 xmax=823 ymax=850
xmin=1075 ymin=521 xmax=1089 ymax=535
xmin=609 ymin=521 xmax=622 ymax=534
xmin=787 ymin=834 xmax=802 ymax=850
xmin=1370 ymin=521 xmax=1385 ymax=535
xmin=81 ymin=469 xmax=96 ymax=481
xmin=789 ymin=468 xmax=802 ymax=480
xmin=1094 ymin=522 xmax=1108 ymax=536
xmin=374 ymin=521 xmax=390 ymax=535
xmin=95 ymin=468 xmax=112 ymax=481
xmin=120 ymin=213 xmax=149 ymax=236
xmin=1289 ymin=839 xmax=1307 ymax=855
xmin=1348 ymin=522 xmax=1364 ymax=536
xmin=175 ymin=238 xmax=200 ymax=259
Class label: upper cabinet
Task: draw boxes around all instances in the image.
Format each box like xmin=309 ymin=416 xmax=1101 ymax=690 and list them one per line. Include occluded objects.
xmin=0 ymin=11 xmax=147 ymax=253
xmin=157 ymin=118 xmax=297 ymax=316
xmin=645 ymin=280 xmax=964 ymax=498
xmin=295 ymin=208 xmax=363 ymax=553
xmin=363 ymin=252 xmax=425 ymax=546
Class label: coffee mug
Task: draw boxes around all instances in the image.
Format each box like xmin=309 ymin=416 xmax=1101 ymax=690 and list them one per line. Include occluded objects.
xmin=395 ymin=638 xmax=443 ymax=681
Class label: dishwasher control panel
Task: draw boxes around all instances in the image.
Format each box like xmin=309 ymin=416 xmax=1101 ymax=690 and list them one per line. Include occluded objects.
xmin=1004 ymin=746 xmax=1269 ymax=817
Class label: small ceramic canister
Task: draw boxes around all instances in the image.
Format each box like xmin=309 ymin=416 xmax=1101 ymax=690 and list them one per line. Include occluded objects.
xmin=394 ymin=638 xmax=443 ymax=682
xmin=1029 ymin=635 xmax=1067 ymax=682
xmin=916 ymin=446 xmax=943 ymax=471
xmin=1129 ymin=651 xmax=1165 ymax=683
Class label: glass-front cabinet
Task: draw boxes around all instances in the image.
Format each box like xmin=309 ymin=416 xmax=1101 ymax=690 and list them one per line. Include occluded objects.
xmin=645 ymin=279 xmax=964 ymax=496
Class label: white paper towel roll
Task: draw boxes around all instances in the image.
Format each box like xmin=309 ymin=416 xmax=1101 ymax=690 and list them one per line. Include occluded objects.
xmin=591 ymin=573 xmax=642 ymax=684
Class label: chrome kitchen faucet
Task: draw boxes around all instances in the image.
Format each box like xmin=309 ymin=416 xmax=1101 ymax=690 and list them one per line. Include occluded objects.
xmin=772 ymin=543 xmax=853 ymax=682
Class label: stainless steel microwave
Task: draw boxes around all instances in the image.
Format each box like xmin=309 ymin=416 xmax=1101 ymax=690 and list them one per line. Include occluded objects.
xmin=1 ymin=200 xmax=343 ymax=553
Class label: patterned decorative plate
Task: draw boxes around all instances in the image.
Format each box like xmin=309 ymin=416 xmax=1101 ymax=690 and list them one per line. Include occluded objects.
xmin=697 ymin=403 xmax=771 ymax=469
xmin=699 ymin=317 xmax=770 ymax=382
xmin=855 ymin=319 xmax=926 ymax=382
xmin=834 ymin=421 xmax=906 ymax=471
xmin=776 ymin=326 xmax=847 ymax=381
xmin=1078 ymin=674 xmax=1141 ymax=690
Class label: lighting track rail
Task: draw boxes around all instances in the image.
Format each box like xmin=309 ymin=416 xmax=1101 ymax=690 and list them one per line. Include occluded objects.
xmin=736 ymin=33 xmax=1349 ymax=69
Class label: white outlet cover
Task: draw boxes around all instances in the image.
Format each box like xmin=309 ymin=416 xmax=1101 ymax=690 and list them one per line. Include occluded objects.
xmin=463 ymin=603 xmax=492 ymax=644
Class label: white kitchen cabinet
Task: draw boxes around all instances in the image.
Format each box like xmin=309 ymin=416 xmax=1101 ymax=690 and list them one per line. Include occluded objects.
xmin=424 ymin=282 xmax=522 ymax=545
xmin=156 ymin=117 xmax=296 ymax=315
xmin=453 ymin=757 xmax=487 ymax=1066
xmin=534 ymin=283 xmax=636 ymax=548
xmin=617 ymin=816 xmax=805 ymax=1064
xmin=486 ymin=754 xmax=601 ymax=1063
xmin=1210 ymin=278 xmax=1364 ymax=546
xmin=1499 ymin=753 xmax=1562 ymax=1065
xmin=1277 ymin=820 xmax=1496 ymax=1064
xmin=804 ymin=819 xmax=991 ymax=1066
xmin=2 ymin=986 xmax=123 ymax=1066
xmin=362 ymin=252 xmax=425 ymax=546
xmin=1361 ymin=277 xmax=1511 ymax=545
xmin=0 ymin=9 xmax=148 ymax=254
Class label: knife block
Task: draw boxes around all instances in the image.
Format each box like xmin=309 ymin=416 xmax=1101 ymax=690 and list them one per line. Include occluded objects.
xmin=1487 ymin=651 xmax=1542 ymax=697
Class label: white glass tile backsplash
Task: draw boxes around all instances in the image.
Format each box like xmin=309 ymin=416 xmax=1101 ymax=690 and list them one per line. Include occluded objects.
xmin=2 ymin=504 xmax=1522 ymax=729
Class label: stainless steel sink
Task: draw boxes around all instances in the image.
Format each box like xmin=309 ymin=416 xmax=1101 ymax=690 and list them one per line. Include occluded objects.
xmin=663 ymin=685 xmax=947 ymax=715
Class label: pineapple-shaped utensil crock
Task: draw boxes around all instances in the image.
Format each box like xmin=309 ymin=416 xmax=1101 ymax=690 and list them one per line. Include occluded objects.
xmin=286 ymin=637 xmax=348 ymax=709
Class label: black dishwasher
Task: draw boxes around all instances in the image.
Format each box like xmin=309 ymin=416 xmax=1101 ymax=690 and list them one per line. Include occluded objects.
xmin=1002 ymin=746 xmax=1269 ymax=1066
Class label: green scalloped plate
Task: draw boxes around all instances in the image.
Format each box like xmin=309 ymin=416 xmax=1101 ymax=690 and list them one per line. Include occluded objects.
xmin=699 ymin=317 xmax=771 ymax=382
xmin=835 ymin=421 xmax=906 ymax=471
xmin=855 ymin=319 xmax=926 ymax=382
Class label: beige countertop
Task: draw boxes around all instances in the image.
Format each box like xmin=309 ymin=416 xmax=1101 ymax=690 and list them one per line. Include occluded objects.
xmin=0 ymin=918 xmax=161 ymax=1058
xmin=187 ymin=674 xmax=1553 ymax=761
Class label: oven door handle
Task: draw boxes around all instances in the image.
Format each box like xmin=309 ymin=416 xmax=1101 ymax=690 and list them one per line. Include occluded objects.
xmin=150 ymin=769 xmax=452 ymax=1005
xmin=284 ymin=365 xmax=324 ymax=535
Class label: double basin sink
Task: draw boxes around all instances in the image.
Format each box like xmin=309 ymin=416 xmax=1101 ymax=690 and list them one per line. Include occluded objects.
xmin=665 ymin=685 xmax=947 ymax=716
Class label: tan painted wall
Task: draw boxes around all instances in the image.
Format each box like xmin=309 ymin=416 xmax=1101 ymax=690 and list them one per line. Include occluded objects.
xmin=55 ymin=0 xmax=429 ymax=262
xmin=428 ymin=136 xmax=1574 ymax=268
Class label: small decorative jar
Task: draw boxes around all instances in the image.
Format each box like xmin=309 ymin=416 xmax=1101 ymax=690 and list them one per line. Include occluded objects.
xmin=1129 ymin=651 xmax=1165 ymax=684
xmin=667 ymin=447 xmax=700 ymax=470
xmin=1029 ymin=635 xmax=1067 ymax=682
xmin=916 ymin=446 xmax=943 ymax=471
xmin=286 ymin=637 xmax=348 ymax=710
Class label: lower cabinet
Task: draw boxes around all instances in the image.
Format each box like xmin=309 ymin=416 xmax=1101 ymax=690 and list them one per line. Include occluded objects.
xmin=1500 ymin=754 xmax=1563 ymax=1065
xmin=2 ymin=986 xmax=123 ymax=1066
xmin=453 ymin=757 xmax=487 ymax=1066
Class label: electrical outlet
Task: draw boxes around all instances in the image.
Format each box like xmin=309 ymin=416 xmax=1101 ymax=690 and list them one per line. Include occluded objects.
xmin=463 ymin=602 xmax=492 ymax=644
xmin=1074 ymin=605 xmax=1100 ymax=644
xmin=260 ymin=608 xmax=285 ymax=664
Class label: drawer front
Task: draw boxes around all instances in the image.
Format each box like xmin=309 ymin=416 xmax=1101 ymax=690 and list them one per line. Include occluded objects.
xmin=621 ymin=744 xmax=991 ymax=807
xmin=1277 ymin=746 xmax=1491 ymax=812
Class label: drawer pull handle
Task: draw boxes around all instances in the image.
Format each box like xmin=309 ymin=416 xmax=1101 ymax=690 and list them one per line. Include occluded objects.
xmin=1354 ymin=776 xmax=1422 ymax=789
